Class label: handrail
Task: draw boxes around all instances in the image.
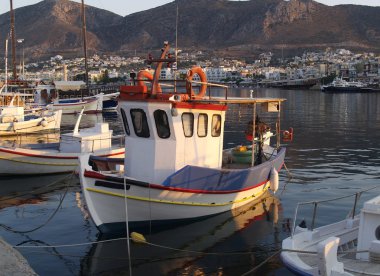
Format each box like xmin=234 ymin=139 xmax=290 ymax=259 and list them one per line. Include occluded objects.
xmin=291 ymin=185 xmax=379 ymax=238
xmin=190 ymin=79 xmax=229 ymax=89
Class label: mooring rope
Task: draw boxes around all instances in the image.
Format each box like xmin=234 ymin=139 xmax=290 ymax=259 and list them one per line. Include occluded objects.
xmin=0 ymin=172 xmax=75 ymax=202
xmin=241 ymin=249 xmax=282 ymax=276
xmin=0 ymin=172 xmax=75 ymax=234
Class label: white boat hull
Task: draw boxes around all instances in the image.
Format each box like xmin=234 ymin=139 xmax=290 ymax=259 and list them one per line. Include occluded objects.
xmin=78 ymin=147 xmax=285 ymax=231
xmin=0 ymin=110 xmax=62 ymax=136
xmin=50 ymin=97 xmax=102 ymax=114
xmin=0 ymin=147 xmax=124 ymax=175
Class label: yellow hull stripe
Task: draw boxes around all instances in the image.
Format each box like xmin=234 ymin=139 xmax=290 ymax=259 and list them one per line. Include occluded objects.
xmin=0 ymin=156 xmax=77 ymax=166
xmin=85 ymin=186 xmax=269 ymax=207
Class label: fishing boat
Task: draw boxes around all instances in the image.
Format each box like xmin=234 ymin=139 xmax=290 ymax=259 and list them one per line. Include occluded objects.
xmin=0 ymin=96 xmax=62 ymax=136
xmin=281 ymin=188 xmax=380 ymax=276
xmin=0 ymin=110 xmax=124 ymax=175
xmin=78 ymin=42 xmax=288 ymax=232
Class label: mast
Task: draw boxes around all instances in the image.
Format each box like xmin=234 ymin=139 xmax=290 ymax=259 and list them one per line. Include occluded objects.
xmin=81 ymin=0 xmax=89 ymax=89
xmin=10 ymin=0 xmax=17 ymax=80
xmin=5 ymin=39 xmax=9 ymax=92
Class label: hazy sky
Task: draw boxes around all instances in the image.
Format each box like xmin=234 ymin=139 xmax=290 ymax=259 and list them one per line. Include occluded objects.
xmin=1 ymin=0 xmax=379 ymax=16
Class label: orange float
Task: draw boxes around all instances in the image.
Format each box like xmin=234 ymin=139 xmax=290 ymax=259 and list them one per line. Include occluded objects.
xmin=136 ymin=70 xmax=162 ymax=93
xmin=186 ymin=67 xmax=207 ymax=99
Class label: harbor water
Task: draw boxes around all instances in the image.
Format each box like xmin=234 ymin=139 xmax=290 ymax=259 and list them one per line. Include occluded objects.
xmin=0 ymin=88 xmax=379 ymax=275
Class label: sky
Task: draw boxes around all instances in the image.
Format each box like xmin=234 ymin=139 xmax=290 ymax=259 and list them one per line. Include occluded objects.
xmin=0 ymin=0 xmax=379 ymax=16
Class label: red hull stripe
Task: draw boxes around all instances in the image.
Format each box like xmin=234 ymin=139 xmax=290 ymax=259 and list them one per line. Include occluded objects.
xmin=84 ymin=169 xmax=269 ymax=194
xmin=0 ymin=148 xmax=124 ymax=160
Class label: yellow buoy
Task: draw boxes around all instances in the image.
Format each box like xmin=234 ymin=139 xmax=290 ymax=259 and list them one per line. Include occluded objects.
xmin=130 ymin=232 xmax=146 ymax=243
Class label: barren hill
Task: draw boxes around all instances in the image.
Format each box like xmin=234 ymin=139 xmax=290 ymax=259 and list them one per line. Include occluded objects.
xmin=0 ymin=0 xmax=379 ymax=60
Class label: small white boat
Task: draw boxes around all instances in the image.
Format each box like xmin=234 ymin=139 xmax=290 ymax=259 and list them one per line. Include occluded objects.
xmin=0 ymin=98 xmax=62 ymax=136
xmin=281 ymin=188 xmax=380 ymax=276
xmin=0 ymin=110 xmax=124 ymax=175
xmin=49 ymin=94 xmax=103 ymax=114
xmin=34 ymin=81 xmax=116 ymax=113
xmin=78 ymin=42 xmax=289 ymax=232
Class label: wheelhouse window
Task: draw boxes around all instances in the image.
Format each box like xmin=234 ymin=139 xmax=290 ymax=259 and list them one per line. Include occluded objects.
xmin=197 ymin=113 xmax=208 ymax=137
xmin=120 ymin=108 xmax=130 ymax=136
xmin=182 ymin=113 xmax=194 ymax=137
xmin=211 ymin=114 xmax=222 ymax=137
xmin=154 ymin=110 xmax=170 ymax=139
xmin=130 ymin=109 xmax=150 ymax=138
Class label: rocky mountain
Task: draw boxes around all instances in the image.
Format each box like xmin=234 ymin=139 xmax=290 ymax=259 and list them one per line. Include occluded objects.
xmin=0 ymin=0 xmax=380 ymax=60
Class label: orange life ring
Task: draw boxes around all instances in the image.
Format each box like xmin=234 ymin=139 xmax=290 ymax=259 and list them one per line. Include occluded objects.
xmin=136 ymin=70 xmax=162 ymax=93
xmin=186 ymin=67 xmax=207 ymax=99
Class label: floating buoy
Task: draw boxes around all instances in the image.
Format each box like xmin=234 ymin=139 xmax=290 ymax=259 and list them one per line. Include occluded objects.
xmin=130 ymin=232 xmax=146 ymax=243
xmin=282 ymin=127 xmax=294 ymax=142
xmin=269 ymin=167 xmax=279 ymax=193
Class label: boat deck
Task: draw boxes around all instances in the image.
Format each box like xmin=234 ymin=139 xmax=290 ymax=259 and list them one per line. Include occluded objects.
xmin=297 ymin=250 xmax=380 ymax=276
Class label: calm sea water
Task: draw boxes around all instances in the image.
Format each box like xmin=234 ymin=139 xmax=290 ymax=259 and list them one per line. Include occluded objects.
xmin=0 ymin=88 xmax=379 ymax=275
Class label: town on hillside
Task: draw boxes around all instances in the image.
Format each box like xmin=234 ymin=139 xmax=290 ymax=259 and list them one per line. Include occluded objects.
xmin=1 ymin=47 xmax=379 ymax=89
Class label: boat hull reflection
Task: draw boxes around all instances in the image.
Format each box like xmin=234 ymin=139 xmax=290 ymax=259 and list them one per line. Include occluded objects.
xmin=81 ymin=191 xmax=281 ymax=275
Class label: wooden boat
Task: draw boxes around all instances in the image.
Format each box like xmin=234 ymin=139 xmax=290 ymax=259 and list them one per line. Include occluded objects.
xmin=0 ymin=110 xmax=124 ymax=175
xmin=281 ymin=188 xmax=380 ymax=276
xmin=0 ymin=97 xmax=62 ymax=136
xmin=78 ymin=42 xmax=288 ymax=232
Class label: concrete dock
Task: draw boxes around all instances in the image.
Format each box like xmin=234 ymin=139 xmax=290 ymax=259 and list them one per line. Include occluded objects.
xmin=0 ymin=237 xmax=36 ymax=276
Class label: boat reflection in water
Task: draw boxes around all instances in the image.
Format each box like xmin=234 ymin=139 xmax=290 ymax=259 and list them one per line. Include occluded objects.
xmin=81 ymin=191 xmax=281 ymax=275
xmin=0 ymin=132 xmax=60 ymax=148
xmin=0 ymin=173 xmax=76 ymax=209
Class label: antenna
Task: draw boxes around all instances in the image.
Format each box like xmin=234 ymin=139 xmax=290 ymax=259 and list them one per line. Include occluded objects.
xmin=5 ymin=38 xmax=9 ymax=93
xmin=174 ymin=1 xmax=179 ymax=93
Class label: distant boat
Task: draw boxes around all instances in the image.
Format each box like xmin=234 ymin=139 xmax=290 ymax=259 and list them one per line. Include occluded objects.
xmin=281 ymin=189 xmax=380 ymax=276
xmin=259 ymin=78 xmax=318 ymax=90
xmin=0 ymin=109 xmax=124 ymax=175
xmin=78 ymin=42 xmax=289 ymax=232
xmin=321 ymin=77 xmax=370 ymax=93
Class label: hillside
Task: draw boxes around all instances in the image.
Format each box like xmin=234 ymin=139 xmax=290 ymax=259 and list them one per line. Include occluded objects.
xmin=0 ymin=0 xmax=380 ymax=60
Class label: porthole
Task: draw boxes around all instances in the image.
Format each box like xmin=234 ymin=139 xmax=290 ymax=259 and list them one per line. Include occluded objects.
xmin=375 ymin=225 xmax=380 ymax=240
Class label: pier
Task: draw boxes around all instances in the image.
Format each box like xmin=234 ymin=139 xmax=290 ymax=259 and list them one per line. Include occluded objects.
xmin=0 ymin=237 xmax=36 ymax=275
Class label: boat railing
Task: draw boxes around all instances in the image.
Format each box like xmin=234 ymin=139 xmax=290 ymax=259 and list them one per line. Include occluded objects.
xmin=58 ymin=134 xmax=125 ymax=152
xmin=290 ymin=186 xmax=379 ymax=238
xmin=190 ymin=79 xmax=229 ymax=100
